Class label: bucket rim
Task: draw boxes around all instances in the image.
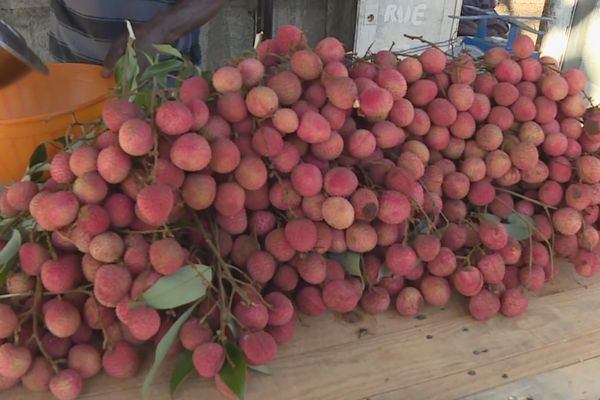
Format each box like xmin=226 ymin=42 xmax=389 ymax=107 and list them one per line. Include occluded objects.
xmin=0 ymin=63 xmax=114 ymax=126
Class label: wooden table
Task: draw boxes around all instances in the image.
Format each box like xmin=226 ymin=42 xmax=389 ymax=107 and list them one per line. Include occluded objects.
xmin=6 ymin=264 xmax=600 ymax=400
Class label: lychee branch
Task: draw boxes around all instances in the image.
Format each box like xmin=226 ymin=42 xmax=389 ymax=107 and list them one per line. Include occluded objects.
xmin=30 ymin=278 xmax=60 ymax=372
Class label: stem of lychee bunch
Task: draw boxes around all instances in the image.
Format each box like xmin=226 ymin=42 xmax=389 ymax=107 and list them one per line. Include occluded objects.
xmin=402 ymin=222 xmax=410 ymax=245
xmin=542 ymin=205 xmax=557 ymax=280
xmin=205 ymin=226 xmax=235 ymax=344
xmin=356 ymin=165 xmax=376 ymax=189
xmin=41 ymin=286 xmax=93 ymax=297
xmin=495 ymin=187 xmax=557 ymax=210
xmin=0 ymin=291 xmax=33 ymax=300
xmin=463 ymin=245 xmax=481 ymax=267
xmin=215 ymin=265 xmax=229 ymax=343
xmin=120 ymin=227 xmax=185 ymax=235
xmin=403 ymin=34 xmax=455 ymax=59
xmin=269 ymin=169 xmax=296 ymax=221
xmin=507 ymin=205 xmax=555 ymax=283
xmin=90 ymin=297 xmax=113 ymax=351
xmin=190 ymin=264 xmax=219 ymax=295
xmin=44 ymin=232 xmax=58 ymax=260
xmin=30 ymin=278 xmax=60 ymax=372
xmin=149 ymin=76 xmax=160 ymax=184
xmin=192 ymin=213 xmax=253 ymax=305
xmin=411 ymin=200 xmax=437 ymax=233
xmin=198 ymin=300 xmax=218 ymax=326
xmin=438 ymin=208 xmax=450 ymax=225
xmin=583 ymin=91 xmax=598 ymax=108
xmin=527 ymin=234 xmax=534 ymax=286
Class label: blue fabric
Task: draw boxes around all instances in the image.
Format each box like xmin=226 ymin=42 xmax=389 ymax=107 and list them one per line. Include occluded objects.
xmin=458 ymin=0 xmax=510 ymax=38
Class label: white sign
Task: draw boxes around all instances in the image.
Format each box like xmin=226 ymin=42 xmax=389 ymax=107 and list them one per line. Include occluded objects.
xmin=354 ymin=0 xmax=463 ymax=55
xmin=383 ymin=4 xmax=427 ymax=25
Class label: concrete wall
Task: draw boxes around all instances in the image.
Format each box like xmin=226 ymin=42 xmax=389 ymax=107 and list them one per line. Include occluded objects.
xmin=0 ymin=0 xmax=356 ymax=70
xmin=0 ymin=0 xmax=52 ymax=62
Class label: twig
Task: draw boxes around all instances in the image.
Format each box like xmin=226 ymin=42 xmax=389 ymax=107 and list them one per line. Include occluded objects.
xmin=403 ymin=34 xmax=455 ymax=58
xmin=30 ymin=278 xmax=59 ymax=372
xmin=0 ymin=291 xmax=33 ymax=300
xmin=149 ymin=75 xmax=160 ymax=184
xmin=495 ymin=187 xmax=557 ymax=210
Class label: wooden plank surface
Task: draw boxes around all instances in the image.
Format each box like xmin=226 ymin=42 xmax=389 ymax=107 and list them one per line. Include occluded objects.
xmin=5 ymin=267 xmax=600 ymax=400
xmin=465 ymin=355 xmax=600 ymax=400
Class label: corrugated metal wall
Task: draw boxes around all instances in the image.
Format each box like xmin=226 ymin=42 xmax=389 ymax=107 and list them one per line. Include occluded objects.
xmin=0 ymin=0 xmax=357 ymax=70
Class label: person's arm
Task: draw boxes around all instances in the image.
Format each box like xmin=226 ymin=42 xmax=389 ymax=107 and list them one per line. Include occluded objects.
xmin=103 ymin=0 xmax=224 ymax=77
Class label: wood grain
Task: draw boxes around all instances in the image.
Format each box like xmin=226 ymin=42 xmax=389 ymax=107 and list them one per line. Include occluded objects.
xmin=4 ymin=266 xmax=600 ymax=400
xmin=465 ymin=354 xmax=600 ymax=400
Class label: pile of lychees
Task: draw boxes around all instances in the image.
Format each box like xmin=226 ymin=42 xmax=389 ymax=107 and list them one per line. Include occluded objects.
xmin=1 ymin=23 xmax=599 ymax=400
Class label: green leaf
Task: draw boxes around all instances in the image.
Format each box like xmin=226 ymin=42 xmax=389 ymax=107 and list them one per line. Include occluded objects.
xmin=0 ymin=230 xmax=22 ymax=266
xmin=142 ymin=51 xmax=156 ymax=67
xmin=506 ymin=212 xmax=534 ymax=226
xmin=156 ymin=74 xmax=168 ymax=90
xmin=125 ymin=44 xmax=139 ymax=80
xmin=53 ymin=136 xmax=67 ymax=147
xmin=240 ymin=50 xmax=256 ymax=58
xmin=378 ymin=265 xmax=393 ymax=280
xmin=114 ymin=56 xmax=125 ymax=96
xmin=0 ymin=230 xmax=22 ymax=287
xmin=0 ymin=257 xmax=18 ymax=288
xmin=227 ymin=320 xmax=239 ymax=340
xmin=248 ymin=365 xmax=272 ymax=375
xmin=28 ymin=143 xmax=47 ymax=182
xmin=170 ymin=350 xmax=194 ymax=398
xmin=481 ymin=213 xmax=501 ymax=222
xmin=328 ymin=252 xmax=362 ymax=278
xmin=142 ymin=265 xmax=212 ymax=310
xmin=19 ymin=219 xmax=35 ymax=229
xmin=29 ymin=143 xmax=47 ymax=168
xmin=200 ymin=69 xmax=213 ymax=82
xmin=503 ymin=213 xmax=534 ymax=241
xmin=153 ymin=44 xmax=184 ymax=60
xmin=414 ymin=220 xmax=429 ymax=234
xmin=142 ymin=303 xmax=197 ymax=400
xmin=219 ymin=342 xmax=247 ymax=400
xmin=0 ymin=217 xmax=16 ymax=228
xmin=134 ymin=90 xmax=153 ymax=112
xmin=178 ymin=63 xmax=196 ymax=81
xmin=140 ymin=59 xmax=183 ymax=82
xmin=119 ymin=40 xmax=140 ymax=100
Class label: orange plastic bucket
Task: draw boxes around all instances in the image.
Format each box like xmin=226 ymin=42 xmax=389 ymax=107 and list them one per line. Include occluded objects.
xmin=0 ymin=63 xmax=114 ymax=184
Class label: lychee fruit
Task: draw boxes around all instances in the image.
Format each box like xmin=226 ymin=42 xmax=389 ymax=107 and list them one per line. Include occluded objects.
xmin=193 ymin=343 xmax=225 ymax=378
xmin=149 ymin=238 xmax=186 ymax=275
xmin=102 ymin=99 xmax=140 ymax=132
xmin=212 ymin=66 xmax=243 ymax=93
xmin=345 ymin=222 xmax=377 ymax=253
xmin=180 ymin=76 xmax=210 ymax=103
xmin=246 ymin=86 xmax=279 ymax=117
xmin=102 ymin=341 xmax=140 ymax=378
xmin=94 ymin=265 xmax=132 ymax=308
xmin=395 ymin=287 xmax=424 ymax=317
xmin=239 ymin=331 xmax=277 ymax=366
xmin=119 ymin=118 xmax=154 ymax=156
xmin=0 ymin=343 xmax=32 ymax=379
xmin=170 ymin=133 xmax=212 ymax=172
xmin=49 ymin=369 xmax=82 ymax=400
xmin=135 ymin=183 xmax=174 ymax=226
xmin=322 ymin=279 xmax=360 ymax=313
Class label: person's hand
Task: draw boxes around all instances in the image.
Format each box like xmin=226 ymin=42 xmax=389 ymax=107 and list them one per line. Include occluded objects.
xmin=101 ymin=0 xmax=224 ymax=78
xmin=102 ymin=20 xmax=170 ymax=78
